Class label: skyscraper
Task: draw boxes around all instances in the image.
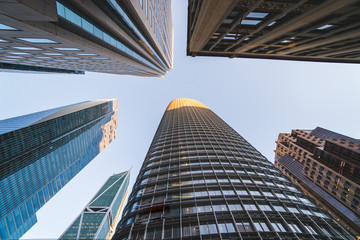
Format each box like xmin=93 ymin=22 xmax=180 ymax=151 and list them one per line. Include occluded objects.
xmin=187 ymin=0 xmax=360 ymax=63
xmin=274 ymin=127 xmax=360 ymax=236
xmin=113 ymin=98 xmax=354 ymax=239
xmin=60 ymin=171 xmax=130 ymax=240
xmin=0 ymin=99 xmax=118 ymax=240
xmin=0 ymin=0 xmax=172 ymax=76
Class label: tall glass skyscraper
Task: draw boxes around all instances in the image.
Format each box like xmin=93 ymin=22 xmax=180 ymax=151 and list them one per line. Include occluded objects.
xmin=0 ymin=0 xmax=172 ymax=76
xmin=60 ymin=171 xmax=130 ymax=240
xmin=0 ymin=99 xmax=118 ymax=240
xmin=113 ymin=98 xmax=354 ymax=240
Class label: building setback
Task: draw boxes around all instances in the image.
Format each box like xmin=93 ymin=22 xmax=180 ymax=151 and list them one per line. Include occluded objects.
xmin=187 ymin=0 xmax=360 ymax=64
xmin=60 ymin=171 xmax=130 ymax=240
xmin=0 ymin=99 xmax=118 ymax=239
xmin=112 ymin=98 xmax=354 ymax=240
xmin=274 ymin=127 xmax=360 ymax=236
xmin=0 ymin=0 xmax=173 ymax=76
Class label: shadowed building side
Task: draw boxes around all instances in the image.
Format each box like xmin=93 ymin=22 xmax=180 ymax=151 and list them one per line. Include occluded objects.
xmin=187 ymin=0 xmax=360 ymax=64
xmin=0 ymin=0 xmax=173 ymax=76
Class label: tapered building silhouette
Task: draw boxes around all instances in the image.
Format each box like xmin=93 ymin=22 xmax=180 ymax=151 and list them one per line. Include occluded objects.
xmin=0 ymin=0 xmax=172 ymax=76
xmin=113 ymin=98 xmax=354 ymax=240
xmin=187 ymin=0 xmax=360 ymax=64
xmin=274 ymin=127 xmax=360 ymax=236
xmin=0 ymin=100 xmax=118 ymax=240
xmin=60 ymin=171 xmax=130 ymax=240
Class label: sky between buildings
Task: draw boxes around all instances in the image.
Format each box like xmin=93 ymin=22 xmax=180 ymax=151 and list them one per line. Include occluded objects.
xmin=0 ymin=1 xmax=358 ymax=239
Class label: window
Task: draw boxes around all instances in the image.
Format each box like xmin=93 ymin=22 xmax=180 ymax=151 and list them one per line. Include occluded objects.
xmin=351 ymin=199 xmax=359 ymax=210
xmin=243 ymin=204 xmax=257 ymax=211
xmin=76 ymin=53 xmax=97 ymax=56
xmin=254 ymin=221 xmax=270 ymax=232
xmin=319 ymin=226 xmax=333 ymax=237
xmin=183 ymin=224 xmax=200 ymax=237
xmin=12 ymin=46 xmax=42 ymax=51
xmin=326 ymin=171 xmax=332 ymax=179
xmin=304 ymin=224 xmax=318 ymax=235
xmin=247 ymin=12 xmax=268 ymax=18
xmin=317 ymin=24 xmax=333 ymax=30
xmin=218 ymin=223 xmax=236 ymax=233
xmin=200 ymin=223 xmax=218 ymax=234
xmin=275 ymin=192 xmax=286 ymax=199
xmin=54 ymin=47 xmax=81 ymax=51
xmin=258 ymin=204 xmax=272 ymax=211
xmin=222 ymin=189 xmax=235 ymax=195
xmin=17 ymin=38 xmax=58 ymax=43
xmin=341 ymin=191 xmax=347 ymax=201
xmin=324 ymin=180 xmax=329 ymax=189
xmin=242 ymin=179 xmax=253 ymax=184
xmin=287 ymin=206 xmax=299 ymax=213
xmin=145 ymin=0 xmax=148 ymax=17
xmin=236 ymin=189 xmax=248 ymax=195
xmin=300 ymin=208 xmax=312 ymax=215
xmin=288 ymin=223 xmax=302 ymax=233
xmin=8 ymin=52 xmax=29 ymax=55
xmin=149 ymin=8 xmax=152 ymax=27
xmin=237 ymin=221 xmax=253 ymax=232
xmin=335 ymin=176 xmax=341 ymax=183
xmin=42 ymin=52 xmax=64 ymax=56
xmin=355 ymin=188 xmax=360 ymax=199
xmin=316 ymin=175 xmax=322 ymax=184
xmin=139 ymin=0 xmax=143 ymax=8
xmin=332 ymin=186 xmax=337 ymax=195
xmin=344 ymin=181 xmax=351 ymax=190
xmin=261 ymin=190 xmax=273 ymax=197
xmin=0 ymin=23 xmax=17 ymax=30
xmin=273 ymin=205 xmax=286 ymax=212
xmin=249 ymin=190 xmax=261 ymax=196
xmin=241 ymin=19 xmax=261 ymax=25
xmin=271 ymin=221 xmax=286 ymax=232
xmin=213 ymin=205 xmax=227 ymax=212
xmin=228 ymin=204 xmax=242 ymax=211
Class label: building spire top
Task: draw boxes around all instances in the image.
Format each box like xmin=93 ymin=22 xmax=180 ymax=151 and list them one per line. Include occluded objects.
xmin=166 ymin=98 xmax=209 ymax=110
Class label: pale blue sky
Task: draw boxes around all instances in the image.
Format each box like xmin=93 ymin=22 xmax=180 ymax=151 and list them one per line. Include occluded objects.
xmin=0 ymin=1 xmax=359 ymax=239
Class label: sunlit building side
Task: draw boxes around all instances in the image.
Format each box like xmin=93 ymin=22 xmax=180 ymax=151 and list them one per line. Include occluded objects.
xmin=113 ymin=99 xmax=354 ymax=240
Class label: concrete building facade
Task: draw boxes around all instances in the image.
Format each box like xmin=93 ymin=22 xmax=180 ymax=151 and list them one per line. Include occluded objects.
xmin=274 ymin=127 xmax=360 ymax=236
xmin=187 ymin=0 xmax=360 ymax=63
xmin=0 ymin=0 xmax=172 ymax=76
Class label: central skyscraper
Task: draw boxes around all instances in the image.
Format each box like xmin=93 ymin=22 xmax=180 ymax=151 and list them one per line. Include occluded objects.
xmin=113 ymin=98 xmax=354 ymax=239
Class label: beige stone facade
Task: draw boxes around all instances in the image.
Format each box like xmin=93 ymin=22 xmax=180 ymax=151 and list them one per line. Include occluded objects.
xmin=274 ymin=128 xmax=360 ymax=236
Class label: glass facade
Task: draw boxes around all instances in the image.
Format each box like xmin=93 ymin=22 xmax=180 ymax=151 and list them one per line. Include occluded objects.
xmin=60 ymin=171 xmax=130 ymax=239
xmin=0 ymin=100 xmax=118 ymax=240
xmin=0 ymin=1 xmax=172 ymax=76
xmin=56 ymin=1 xmax=164 ymax=76
xmin=113 ymin=98 xmax=354 ymax=240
